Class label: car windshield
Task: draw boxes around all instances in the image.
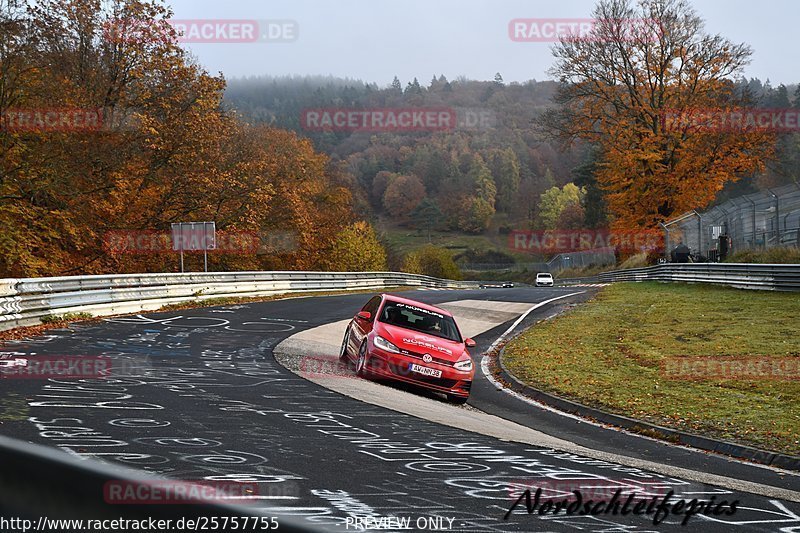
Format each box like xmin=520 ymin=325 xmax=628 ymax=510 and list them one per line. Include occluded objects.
xmin=379 ymin=300 xmax=461 ymax=342
xmin=539 ymin=274 xmax=552 ymax=278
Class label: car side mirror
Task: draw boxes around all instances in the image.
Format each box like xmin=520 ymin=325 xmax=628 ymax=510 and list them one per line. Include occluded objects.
xmin=356 ymin=311 xmax=371 ymax=321
xmin=464 ymin=338 xmax=477 ymax=348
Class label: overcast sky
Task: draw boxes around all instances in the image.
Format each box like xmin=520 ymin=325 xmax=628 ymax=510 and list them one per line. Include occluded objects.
xmin=165 ymin=0 xmax=799 ymax=87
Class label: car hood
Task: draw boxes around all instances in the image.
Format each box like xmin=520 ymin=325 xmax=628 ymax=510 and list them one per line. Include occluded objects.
xmin=379 ymin=323 xmax=465 ymax=361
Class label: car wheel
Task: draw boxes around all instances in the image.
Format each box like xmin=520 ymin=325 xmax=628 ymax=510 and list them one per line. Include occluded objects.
xmin=447 ymin=394 xmax=468 ymax=405
xmin=339 ymin=328 xmax=350 ymax=362
xmin=355 ymin=341 xmax=369 ymax=378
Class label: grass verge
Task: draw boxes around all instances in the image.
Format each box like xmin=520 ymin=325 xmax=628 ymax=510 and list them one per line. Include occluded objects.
xmin=725 ymin=247 xmax=800 ymax=264
xmin=502 ymin=282 xmax=800 ymax=455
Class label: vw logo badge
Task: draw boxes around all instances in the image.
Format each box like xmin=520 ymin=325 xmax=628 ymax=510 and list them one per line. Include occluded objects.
xmin=422 ymin=354 xmax=433 ymax=363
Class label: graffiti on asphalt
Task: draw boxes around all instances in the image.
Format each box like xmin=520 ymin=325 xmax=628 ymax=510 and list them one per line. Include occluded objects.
xmin=0 ymin=310 xmax=796 ymax=532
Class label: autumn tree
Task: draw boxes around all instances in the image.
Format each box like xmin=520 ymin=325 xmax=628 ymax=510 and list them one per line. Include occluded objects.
xmin=538 ymin=183 xmax=585 ymax=229
xmin=382 ymin=174 xmax=426 ymax=218
xmin=469 ymin=154 xmax=496 ymax=205
xmin=326 ymin=221 xmax=388 ymax=272
xmin=371 ymin=170 xmax=397 ymax=205
xmin=456 ymin=197 xmax=494 ymax=233
xmin=544 ymin=0 xmax=774 ymax=228
xmin=0 ymin=0 xmax=356 ymax=277
xmin=402 ymin=245 xmax=462 ymax=280
xmin=556 ymin=202 xmax=586 ymax=229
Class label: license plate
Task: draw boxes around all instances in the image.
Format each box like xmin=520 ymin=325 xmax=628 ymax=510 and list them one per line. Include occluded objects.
xmin=409 ymin=364 xmax=442 ymax=378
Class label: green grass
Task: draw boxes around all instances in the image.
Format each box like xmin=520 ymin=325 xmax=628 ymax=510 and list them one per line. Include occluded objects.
xmin=502 ymin=282 xmax=800 ymax=455
xmin=553 ymin=264 xmax=613 ymax=280
xmin=378 ymin=221 xmax=536 ymax=262
xmin=725 ymin=247 xmax=800 ymax=264
xmin=381 ymin=227 xmax=502 ymax=256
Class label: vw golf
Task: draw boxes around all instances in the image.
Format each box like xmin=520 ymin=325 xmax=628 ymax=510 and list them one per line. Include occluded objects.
xmin=339 ymin=294 xmax=476 ymax=404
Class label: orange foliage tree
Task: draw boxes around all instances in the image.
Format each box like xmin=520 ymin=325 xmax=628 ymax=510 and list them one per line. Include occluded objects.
xmin=543 ymin=0 xmax=775 ymax=229
xmin=0 ymin=0 xmax=356 ymax=277
xmin=382 ymin=174 xmax=426 ymax=219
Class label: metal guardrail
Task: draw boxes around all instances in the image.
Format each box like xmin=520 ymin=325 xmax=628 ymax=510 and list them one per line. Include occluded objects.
xmin=558 ymin=263 xmax=800 ymax=291
xmin=0 ymin=272 xmax=477 ymax=527
xmin=0 ymin=435 xmax=330 ymax=532
xmin=0 ymin=271 xmax=479 ymax=331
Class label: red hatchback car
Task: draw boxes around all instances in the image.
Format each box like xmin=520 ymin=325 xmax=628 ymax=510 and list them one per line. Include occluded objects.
xmin=339 ymin=294 xmax=476 ymax=404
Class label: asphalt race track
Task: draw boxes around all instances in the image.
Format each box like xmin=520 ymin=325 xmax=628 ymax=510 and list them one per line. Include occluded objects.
xmin=1 ymin=287 xmax=799 ymax=532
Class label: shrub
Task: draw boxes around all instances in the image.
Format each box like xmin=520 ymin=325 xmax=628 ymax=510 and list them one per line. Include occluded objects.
xmin=617 ymin=252 xmax=649 ymax=269
xmin=327 ymin=221 xmax=388 ymax=271
xmin=402 ymin=245 xmax=463 ymax=280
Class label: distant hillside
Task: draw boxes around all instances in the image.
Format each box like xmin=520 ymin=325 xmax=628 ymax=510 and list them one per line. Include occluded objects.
xmin=224 ymin=74 xmax=800 ymax=238
xmin=224 ymin=74 xmax=590 ymax=234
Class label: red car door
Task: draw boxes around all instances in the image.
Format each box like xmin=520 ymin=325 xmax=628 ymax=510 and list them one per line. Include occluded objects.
xmin=349 ymin=295 xmax=382 ymax=356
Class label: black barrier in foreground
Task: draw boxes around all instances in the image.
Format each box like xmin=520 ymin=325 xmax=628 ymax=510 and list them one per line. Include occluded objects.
xmin=0 ymin=435 xmax=329 ymax=532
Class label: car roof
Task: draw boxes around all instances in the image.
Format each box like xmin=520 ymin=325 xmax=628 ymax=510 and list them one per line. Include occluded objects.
xmin=380 ymin=294 xmax=454 ymax=317
xmin=537 ymin=272 xmax=553 ymax=276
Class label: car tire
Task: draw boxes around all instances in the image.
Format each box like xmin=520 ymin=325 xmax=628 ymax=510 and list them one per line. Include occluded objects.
xmin=339 ymin=328 xmax=350 ymax=362
xmin=447 ymin=394 xmax=468 ymax=405
xmin=355 ymin=341 xmax=369 ymax=378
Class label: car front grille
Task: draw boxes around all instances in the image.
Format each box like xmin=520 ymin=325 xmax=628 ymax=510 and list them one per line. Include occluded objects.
xmin=398 ymin=348 xmax=455 ymax=367
xmin=384 ymin=362 xmax=459 ymax=389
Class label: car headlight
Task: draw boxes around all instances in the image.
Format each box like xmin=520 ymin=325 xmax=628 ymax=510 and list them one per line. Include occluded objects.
xmin=373 ymin=335 xmax=400 ymax=354
xmin=454 ymin=358 xmax=473 ymax=372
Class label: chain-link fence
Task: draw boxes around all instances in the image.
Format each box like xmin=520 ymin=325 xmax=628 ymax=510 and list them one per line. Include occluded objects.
xmin=547 ymin=247 xmax=617 ymax=272
xmin=459 ymin=262 xmax=548 ymax=272
xmin=663 ymin=183 xmax=800 ymax=259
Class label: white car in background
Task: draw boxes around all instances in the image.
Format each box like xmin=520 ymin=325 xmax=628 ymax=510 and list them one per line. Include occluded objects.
xmin=535 ymin=273 xmax=554 ymax=287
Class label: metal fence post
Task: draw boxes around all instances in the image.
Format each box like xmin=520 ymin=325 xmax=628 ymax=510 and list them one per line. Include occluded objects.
xmin=697 ymin=214 xmax=703 ymax=256
xmin=768 ymin=189 xmax=779 ymax=246
xmin=745 ymin=195 xmax=756 ymax=249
